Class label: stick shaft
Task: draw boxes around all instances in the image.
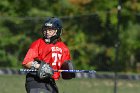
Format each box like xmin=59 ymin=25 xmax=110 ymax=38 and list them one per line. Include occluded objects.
xmin=19 ymin=69 xmax=96 ymax=73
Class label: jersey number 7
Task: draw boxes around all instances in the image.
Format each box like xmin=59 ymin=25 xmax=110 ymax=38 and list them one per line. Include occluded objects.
xmin=52 ymin=53 xmax=62 ymax=66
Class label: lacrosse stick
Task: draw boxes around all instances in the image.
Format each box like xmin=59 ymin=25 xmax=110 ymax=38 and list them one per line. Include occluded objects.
xmin=19 ymin=69 xmax=96 ymax=73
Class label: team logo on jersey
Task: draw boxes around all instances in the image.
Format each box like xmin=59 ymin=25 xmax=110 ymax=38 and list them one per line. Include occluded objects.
xmin=51 ymin=47 xmax=62 ymax=53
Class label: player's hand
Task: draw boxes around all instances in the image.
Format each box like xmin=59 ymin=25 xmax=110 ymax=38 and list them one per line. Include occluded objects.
xmin=37 ymin=61 xmax=54 ymax=79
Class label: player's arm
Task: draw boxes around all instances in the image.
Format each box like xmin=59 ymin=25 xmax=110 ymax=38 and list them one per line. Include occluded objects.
xmin=60 ymin=46 xmax=75 ymax=79
xmin=22 ymin=39 xmax=41 ymax=69
xmin=23 ymin=60 xmax=53 ymax=79
xmin=22 ymin=39 xmax=53 ymax=79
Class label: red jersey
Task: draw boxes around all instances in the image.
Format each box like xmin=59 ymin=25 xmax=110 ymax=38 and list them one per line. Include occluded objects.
xmin=22 ymin=38 xmax=71 ymax=80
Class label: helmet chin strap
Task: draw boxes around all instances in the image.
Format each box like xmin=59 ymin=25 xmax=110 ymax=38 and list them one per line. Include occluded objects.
xmin=44 ymin=38 xmax=50 ymax=43
xmin=44 ymin=35 xmax=59 ymax=44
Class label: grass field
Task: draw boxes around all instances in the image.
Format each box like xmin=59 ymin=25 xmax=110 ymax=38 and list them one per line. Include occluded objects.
xmin=0 ymin=75 xmax=140 ymax=93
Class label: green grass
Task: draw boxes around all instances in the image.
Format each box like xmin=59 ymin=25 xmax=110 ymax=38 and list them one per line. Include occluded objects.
xmin=0 ymin=75 xmax=140 ymax=93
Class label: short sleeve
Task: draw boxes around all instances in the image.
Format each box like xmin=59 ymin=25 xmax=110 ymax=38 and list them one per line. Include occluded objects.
xmin=22 ymin=39 xmax=40 ymax=65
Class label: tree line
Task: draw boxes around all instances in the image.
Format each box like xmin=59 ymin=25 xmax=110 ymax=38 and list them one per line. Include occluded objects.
xmin=0 ymin=0 xmax=140 ymax=72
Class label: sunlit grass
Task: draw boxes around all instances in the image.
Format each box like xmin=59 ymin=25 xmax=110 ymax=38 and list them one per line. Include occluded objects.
xmin=0 ymin=75 xmax=140 ymax=93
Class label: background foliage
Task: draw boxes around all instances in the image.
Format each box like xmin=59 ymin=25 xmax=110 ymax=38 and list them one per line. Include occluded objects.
xmin=0 ymin=0 xmax=140 ymax=72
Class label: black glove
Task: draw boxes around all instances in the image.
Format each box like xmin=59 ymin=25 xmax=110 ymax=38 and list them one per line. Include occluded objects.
xmin=61 ymin=60 xmax=75 ymax=80
xmin=37 ymin=61 xmax=53 ymax=79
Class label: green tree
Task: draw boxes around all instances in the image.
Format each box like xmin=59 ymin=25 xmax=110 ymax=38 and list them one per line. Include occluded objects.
xmin=0 ymin=0 xmax=140 ymax=72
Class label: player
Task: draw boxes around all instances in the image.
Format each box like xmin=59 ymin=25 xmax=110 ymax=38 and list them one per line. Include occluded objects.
xmin=22 ymin=17 xmax=75 ymax=93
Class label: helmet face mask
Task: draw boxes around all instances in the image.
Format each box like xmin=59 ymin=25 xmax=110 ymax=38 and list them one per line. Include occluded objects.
xmin=42 ymin=17 xmax=62 ymax=43
xmin=43 ymin=28 xmax=57 ymax=39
